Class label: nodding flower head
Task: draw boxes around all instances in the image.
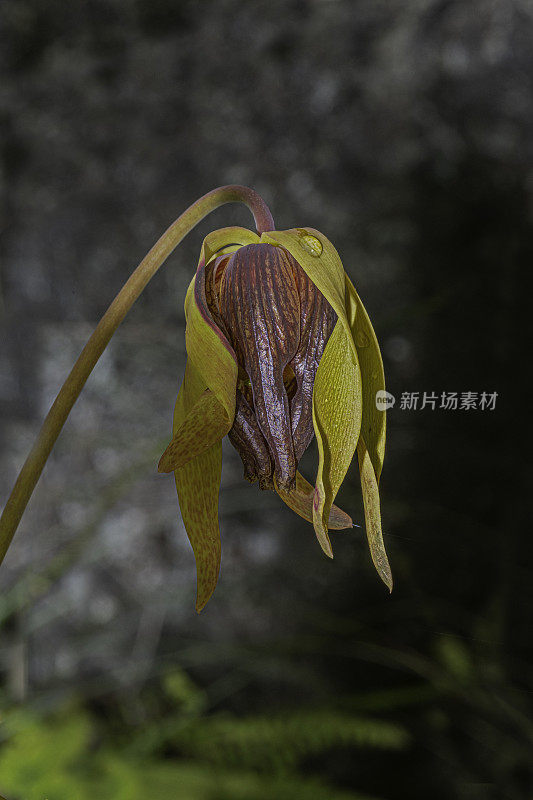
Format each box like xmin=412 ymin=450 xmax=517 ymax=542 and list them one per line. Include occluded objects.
xmin=0 ymin=186 xmax=393 ymax=615
xmin=158 ymin=225 xmax=392 ymax=610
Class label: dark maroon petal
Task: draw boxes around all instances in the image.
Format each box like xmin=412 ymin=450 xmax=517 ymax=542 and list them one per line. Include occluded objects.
xmin=289 ymin=263 xmax=337 ymax=460
xmin=204 ymin=254 xmax=231 ymax=337
xmin=203 ymin=242 xmax=337 ymax=494
xmin=228 ymin=389 xmax=274 ymax=489
xmin=219 ymin=244 xmax=301 ymax=491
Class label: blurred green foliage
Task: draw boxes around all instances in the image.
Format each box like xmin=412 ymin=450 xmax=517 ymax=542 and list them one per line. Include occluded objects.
xmin=0 ymin=668 xmax=406 ymax=800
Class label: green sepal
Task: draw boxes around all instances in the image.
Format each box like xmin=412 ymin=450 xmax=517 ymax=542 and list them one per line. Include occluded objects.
xmin=345 ymin=275 xmax=386 ymax=482
xmin=357 ymin=437 xmax=392 ymax=591
xmin=158 ymin=389 xmax=231 ymax=473
xmin=311 ymin=319 xmax=362 ymax=556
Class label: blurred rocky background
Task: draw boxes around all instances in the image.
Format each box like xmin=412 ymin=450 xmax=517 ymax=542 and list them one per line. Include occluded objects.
xmin=0 ymin=1 xmax=532 ymax=798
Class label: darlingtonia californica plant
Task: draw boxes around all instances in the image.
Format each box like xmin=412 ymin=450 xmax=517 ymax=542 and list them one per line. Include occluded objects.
xmin=0 ymin=186 xmax=391 ymax=611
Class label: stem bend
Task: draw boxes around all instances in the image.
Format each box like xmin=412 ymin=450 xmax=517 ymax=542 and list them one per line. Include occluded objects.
xmin=0 ymin=185 xmax=275 ymax=565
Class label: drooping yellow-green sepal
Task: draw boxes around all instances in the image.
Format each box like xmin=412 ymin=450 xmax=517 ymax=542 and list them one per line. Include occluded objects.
xmin=311 ymin=318 xmax=362 ymax=557
xmin=171 ymin=230 xmax=258 ymax=611
xmin=184 ymin=228 xmax=260 ymax=427
xmin=172 ymin=360 xmax=224 ymax=611
xmin=357 ymin=437 xmax=392 ymax=591
xmin=345 ymin=275 xmax=386 ymax=483
xmin=184 ymin=278 xmax=235 ymax=426
xmin=158 ymin=389 xmax=230 ymax=473
xmin=274 ymin=472 xmax=353 ymax=532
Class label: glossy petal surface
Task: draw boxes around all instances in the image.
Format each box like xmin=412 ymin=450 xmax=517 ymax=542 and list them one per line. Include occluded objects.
xmin=312 ymin=319 xmax=362 ymax=556
xmin=219 ymin=244 xmax=301 ymax=491
xmin=289 ymin=265 xmax=337 ymax=461
xmin=228 ymin=389 xmax=274 ymax=489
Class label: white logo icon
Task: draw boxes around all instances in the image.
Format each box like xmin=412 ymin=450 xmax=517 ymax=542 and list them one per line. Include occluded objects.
xmin=375 ymin=390 xmax=396 ymax=410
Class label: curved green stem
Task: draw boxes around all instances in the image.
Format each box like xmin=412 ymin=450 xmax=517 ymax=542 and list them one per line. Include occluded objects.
xmin=0 ymin=185 xmax=275 ymax=566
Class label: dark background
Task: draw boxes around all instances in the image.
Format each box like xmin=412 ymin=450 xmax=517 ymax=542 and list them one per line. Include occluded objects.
xmin=1 ymin=1 xmax=532 ymax=798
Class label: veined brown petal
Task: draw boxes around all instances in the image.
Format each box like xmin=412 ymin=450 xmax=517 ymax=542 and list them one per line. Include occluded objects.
xmin=288 ymin=264 xmax=337 ymax=461
xmin=228 ymin=388 xmax=274 ymax=489
xmin=218 ymin=244 xmax=301 ymax=491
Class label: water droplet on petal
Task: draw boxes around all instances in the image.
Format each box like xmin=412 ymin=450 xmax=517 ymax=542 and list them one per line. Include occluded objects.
xmin=298 ymin=231 xmax=323 ymax=257
xmin=355 ymin=329 xmax=370 ymax=348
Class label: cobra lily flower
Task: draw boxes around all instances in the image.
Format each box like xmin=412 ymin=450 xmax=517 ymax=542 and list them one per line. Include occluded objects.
xmin=158 ymin=225 xmax=392 ymax=610
xmin=0 ymin=185 xmax=391 ymax=615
